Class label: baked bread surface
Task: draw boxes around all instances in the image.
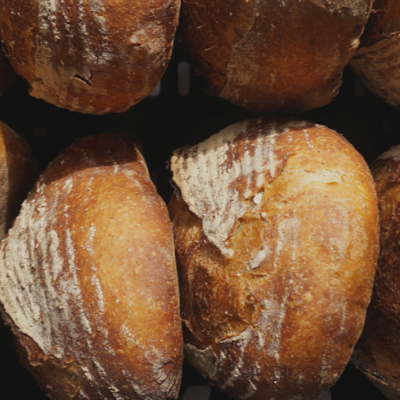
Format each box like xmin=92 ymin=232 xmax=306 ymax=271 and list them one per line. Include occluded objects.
xmin=169 ymin=117 xmax=379 ymax=400
xmin=179 ymin=0 xmax=373 ymax=115
xmin=0 ymin=0 xmax=180 ymax=114
xmin=0 ymin=133 xmax=183 ymax=399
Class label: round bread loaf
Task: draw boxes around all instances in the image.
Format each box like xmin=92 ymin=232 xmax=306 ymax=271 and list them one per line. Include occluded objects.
xmin=351 ymin=145 xmax=400 ymax=400
xmin=179 ymin=0 xmax=373 ymax=116
xmin=350 ymin=0 xmax=400 ymax=110
xmin=0 ymin=133 xmax=183 ymax=400
xmin=0 ymin=0 xmax=180 ymax=114
xmin=169 ymin=117 xmax=379 ymax=400
xmin=0 ymin=120 xmax=38 ymax=238
xmin=0 ymin=47 xmax=17 ymax=96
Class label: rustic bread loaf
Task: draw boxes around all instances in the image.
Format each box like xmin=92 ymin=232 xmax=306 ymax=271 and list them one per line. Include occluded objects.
xmin=0 ymin=47 xmax=17 ymax=96
xmin=179 ymin=0 xmax=373 ymax=116
xmin=0 ymin=133 xmax=183 ymax=400
xmin=0 ymin=0 xmax=180 ymax=114
xmin=350 ymin=0 xmax=400 ymax=110
xmin=0 ymin=120 xmax=38 ymax=238
xmin=351 ymin=145 xmax=400 ymax=400
xmin=169 ymin=117 xmax=379 ymax=400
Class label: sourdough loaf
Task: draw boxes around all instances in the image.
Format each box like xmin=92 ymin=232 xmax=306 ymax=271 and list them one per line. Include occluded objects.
xmin=350 ymin=0 xmax=400 ymax=110
xmin=0 ymin=0 xmax=180 ymax=114
xmin=0 ymin=133 xmax=183 ymax=400
xmin=169 ymin=117 xmax=379 ymax=400
xmin=0 ymin=120 xmax=38 ymax=238
xmin=179 ymin=0 xmax=373 ymax=116
xmin=351 ymin=145 xmax=400 ymax=400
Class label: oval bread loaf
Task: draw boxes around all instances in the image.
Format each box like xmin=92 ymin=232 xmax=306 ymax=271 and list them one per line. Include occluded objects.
xmin=351 ymin=145 xmax=400 ymax=400
xmin=0 ymin=120 xmax=38 ymax=238
xmin=169 ymin=117 xmax=379 ymax=400
xmin=0 ymin=133 xmax=183 ymax=400
xmin=0 ymin=0 xmax=180 ymax=114
xmin=179 ymin=0 xmax=373 ymax=115
xmin=350 ymin=0 xmax=400 ymax=110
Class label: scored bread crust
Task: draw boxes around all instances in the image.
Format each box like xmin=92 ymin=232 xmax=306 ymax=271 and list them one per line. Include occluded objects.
xmin=351 ymin=146 xmax=400 ymax=400
xmin=179 ymin=0 xmax=373 ymax=115
xmin=0 ymin=133 xmax=183 ymax=400
xmin=169 ymin=117 xmax=379 ymax=400
xmin=0 ymin=0 xmax=180 ymax=114
xmin=350 ymin=0 xmax=400 ymax=110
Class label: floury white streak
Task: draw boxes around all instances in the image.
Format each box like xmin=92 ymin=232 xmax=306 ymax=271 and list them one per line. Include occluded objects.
xmin=0 ymin=180 xmax=103 ymax=361
xmin=33 ymin=0 xmax=112 ymax=108
xmin=0 ymin=133 xmax=183 ymax=399
xmin=37 ymin=0 xmax=109 ymax=65
xmin=170 ymin=118 xmax=307 ymax=257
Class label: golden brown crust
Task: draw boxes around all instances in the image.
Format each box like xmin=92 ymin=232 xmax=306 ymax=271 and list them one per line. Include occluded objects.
xmin=0 ymin=133 xmax=183 ymax=400
xmin=179 ymin=0 xmax=373 ymax=115
xmin=0 ymin=120 xmax=38 ymax=238
xmin=351 ymin=145 xmax=400 ymax=400
xmin=0 ymin=0 xmax=180 ymax=114
xmin=169 ymin=117 xmax=379 ymax=400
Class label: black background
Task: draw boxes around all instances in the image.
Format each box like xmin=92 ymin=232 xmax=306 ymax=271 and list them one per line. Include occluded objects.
xmin=0 ymin=36 xmax=397 ymax=400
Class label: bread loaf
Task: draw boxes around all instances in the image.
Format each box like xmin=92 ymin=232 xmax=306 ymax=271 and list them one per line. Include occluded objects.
xmin=169 ymin=117 xmax=379 ymax=400
xmin=0 ymin=133 xmax=183 ymax=400
xmin=0 ymin=47 xmax=17 ymax=96
xmin=350 ymin=0 xmax=400 ymax=110
xmin=351 ymin=145 xmax=400 ymax=400
xmin=0 ymin=120 xmax=38 ymax=238
xmin=0 ymin=0 xmax=180 ymax=114
xmin=179 ymin=0 xmax=373 ymax=116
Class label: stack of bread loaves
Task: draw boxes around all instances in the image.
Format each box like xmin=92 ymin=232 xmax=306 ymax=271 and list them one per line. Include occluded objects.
xmin=0 ymin=133 xmax=183 ymax=400
xmin=169 ymin=117 xmax=380 ymax=400
xmin=0 ymin=0 xmax=391 ymax=399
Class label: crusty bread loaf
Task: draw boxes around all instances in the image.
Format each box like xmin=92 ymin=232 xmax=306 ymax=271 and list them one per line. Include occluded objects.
xmin=0 ymin=0 xmax=180 ymax=114
xmin=169 ymin=117 xmax=379 ymax=400
xmin=0 ymin=133 xmax=183 ymax=400
xmin=350 ymin=0 xmax=400 ymax=110
xmin=0 ymin=120 xmax=38 ymax=238
xmin=179 ymin=0 xmax=373 ymax=116
xmin=0 ymin=47 xmax=17 ymax=96
xmin=351 ymin=145 xmax=400 ymax=400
